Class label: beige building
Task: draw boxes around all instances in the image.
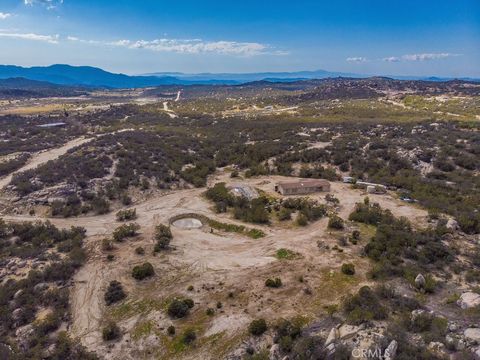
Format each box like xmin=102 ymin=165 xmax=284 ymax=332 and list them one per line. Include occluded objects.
xmin=275 ymin=179 xmax=330 ymax=195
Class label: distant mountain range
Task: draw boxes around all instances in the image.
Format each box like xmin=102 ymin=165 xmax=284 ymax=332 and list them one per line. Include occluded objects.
xmin=0 ymin=64 xmax=478 ymax=89
xmin=0 ymin=77 xmax=88 ymax=98
xmin=143 ymin=69 xmax=363 ymax=83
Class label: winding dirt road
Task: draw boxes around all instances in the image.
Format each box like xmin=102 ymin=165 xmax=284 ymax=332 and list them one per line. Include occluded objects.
xmin=0 ymin=136 xmax=93 ymax=190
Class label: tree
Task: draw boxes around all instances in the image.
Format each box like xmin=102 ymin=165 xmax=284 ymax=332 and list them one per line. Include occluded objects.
xmin=154 ymin=224 xmax=173 ymax=251
xmin=131 ymin=262 xmax=154 ymax=280
xmin=102 ymin=322 xmax=121 ymax=341
xmin=328 ymin=215 xmax=344 ymax=230
xmin=167 ymin=298 xmax=193 ymax=318
xmin=104 ymin=280 xmax=126 ymax=305
xmin=249 ymin=319 xmax=267 ymax=336
xmin=341 ymin=263 xmax=356 ymax=275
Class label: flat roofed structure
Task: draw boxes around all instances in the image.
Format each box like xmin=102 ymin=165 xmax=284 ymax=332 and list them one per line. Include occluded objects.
xmin=275 ymin=179 xmax=330 ymax=195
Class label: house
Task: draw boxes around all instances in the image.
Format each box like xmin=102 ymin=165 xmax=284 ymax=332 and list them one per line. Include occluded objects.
xmin=275 ymin=179 xmax=330 ymax=195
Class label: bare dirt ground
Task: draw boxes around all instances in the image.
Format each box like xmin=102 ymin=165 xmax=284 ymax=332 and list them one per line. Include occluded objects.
xmin=2 ymin=171 xmax=428 ymax=359
xmin=0 ymin=136 xmax=93 ymax=190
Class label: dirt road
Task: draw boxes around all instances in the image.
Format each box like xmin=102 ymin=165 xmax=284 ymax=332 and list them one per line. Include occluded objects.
xmin=0 ymin=136 xmax=93 ymax=190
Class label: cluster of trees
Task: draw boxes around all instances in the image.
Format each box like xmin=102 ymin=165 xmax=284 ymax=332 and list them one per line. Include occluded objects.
xmin=116 ymin=208 xmax=137 ymax=221
xmin=205 ymin=183 xmax=271 ymax=224
xmin=112 ymin=223 xmax=140 ymax=242
xmin=0 ymin=153 xmax=30 ymax=177
xmin=0 ymin=220 xmax=94 ymax=359
xmin=349 ymin=200 xmax=454 ymax=279
xmin=0 ymin=219 xmax=86 ymax=260
xmin=278 ymin=197 xmax=327 ymax=226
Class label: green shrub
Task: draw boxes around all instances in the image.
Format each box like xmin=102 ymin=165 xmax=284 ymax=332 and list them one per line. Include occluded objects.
xmin=249 ymin=319 xmax=267 ymax=336
xmin=296 ymin=213 xmax=308 ymax=226
xmin=131 ymin=262 xmax=154 ymax=280
xmin=167 ymin=299 xmax=193 ymax=318
xmin=116 ymin=208 xmax=137 ymax=221
xmin=113 ymin=223 xmax=140 ymax=242
xmin=278 ymin=207 xmax=292 ymax=221
xmin=154 ymin=224 xmax=172 ymax=251
xmin=104 ymin=280 xmax=126 ymax=305
xmin=328 ymin=215 xmax=344 ymax=230
xmin=182 ymin=328 xmax=196 ymax=344
xmin=276 ymin=248 xmax=298 ymax=260
xmin=343 ymin=286 xmax=387 ymax=325
xmin=102 ymin=322 xmax=121 ymax=341
xmin=167 ymin=325 xmax=175 ymax=335
xmin=341 ymin=263 xmax=356 ymax=275
xmin=206 ymin=308 xmax=215 ymax=316
xmin=265 ymin=278 xmax=282 ymax=288
xmin=135 ymin=246 xmax=145 ymax=255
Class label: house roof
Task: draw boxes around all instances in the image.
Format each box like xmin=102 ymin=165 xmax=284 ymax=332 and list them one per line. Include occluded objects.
xmin=277 ymin=179 xmax=330 ymax=190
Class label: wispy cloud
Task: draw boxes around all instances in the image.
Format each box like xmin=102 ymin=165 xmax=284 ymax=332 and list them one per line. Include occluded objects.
xmin=382 ymin=56 xmax=400 ymax=62
xmin=67 ymin=36 xmax=286 ymax=56
xmin=24 ymin=0 xmax=64 ymax=10
xmin=346 ymin=57 xmax=367 ymax=63
xmin=0 ymin=31 xmax=59 ymax=43
xmin=0 ymin=13 xmax=11 ymax=20
xmin=401 ymin=53 xmax=461 ymax=61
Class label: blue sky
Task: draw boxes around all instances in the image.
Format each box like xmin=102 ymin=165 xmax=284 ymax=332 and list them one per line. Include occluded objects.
xmin=0 ymin=0 xmax=478 ymax=76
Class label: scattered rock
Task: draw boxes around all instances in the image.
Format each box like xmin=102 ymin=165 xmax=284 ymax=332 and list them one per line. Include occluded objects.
xmin=15 ymin=324 xmax=34 ymax=351
xmin=427 ymin=341 xmax=447 ymax=358
xmin=411 ymin=309 xmax=427 ymax=321
xmin=33 ymin=282 xmax=49 ymax=293
xmin=448 ymin=321 xmax=458 ymax=332
xmin=457 ymin=292 xmax=480 ymax=309
xmin=269 ymin=344 xmax=281 ymax=360
xmin=445 ymin=334 xmax=456 ymax=349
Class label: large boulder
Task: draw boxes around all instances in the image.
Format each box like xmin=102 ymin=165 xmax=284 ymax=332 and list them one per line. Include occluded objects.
xmin=384 ymin=340 xmax=398 ymax=360
xmin=457 ymin=292 xmax=480 ymax=309
xmin=414 ymin=274 xmax=426 ymax=289
xmin=446 ymin=218 xmax=458 ymax=231
xmin=325 ymin=327 xmax=339 ymax=346
xmin=464 ymin=328 xmax=480 ymax=343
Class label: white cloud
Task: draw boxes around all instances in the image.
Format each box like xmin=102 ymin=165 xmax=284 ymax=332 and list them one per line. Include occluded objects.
xmin=67 ymin=36 xmax=284 ymax=56
xmin=346 ymin=57 xmax=367 ymax=63
xmin=0 ymin=13 xmax=11 ymax=20
xmin=0 ymin=31 xmax=59 ymax=43
xmin=382 ymin=56 xmax=400 ymax=62
xmin=24 ymin=0 xmax=64 ymax=10
xmin=401 ymin=53 xmax=461 ymax=61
